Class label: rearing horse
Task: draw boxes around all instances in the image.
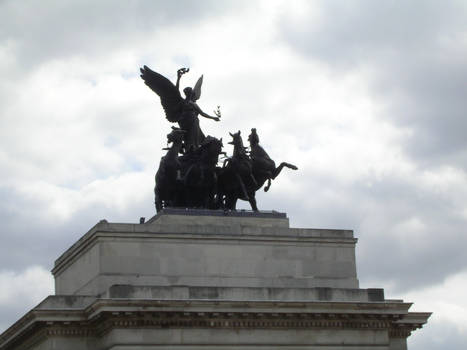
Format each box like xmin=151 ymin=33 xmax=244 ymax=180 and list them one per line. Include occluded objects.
xmin=218 ymin=129 xmax=298 ymax=211
xmin=218 ymin=131 xmax=258 ymax=210
xmin=248 ymin=128 xmax=297 ymax=192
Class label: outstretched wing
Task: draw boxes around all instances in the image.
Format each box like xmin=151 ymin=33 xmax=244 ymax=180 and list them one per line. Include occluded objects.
xmin=140 ymin=65 xmax=183 ymax=122
xmin=192 ymin=75 xmax=203 ymax=101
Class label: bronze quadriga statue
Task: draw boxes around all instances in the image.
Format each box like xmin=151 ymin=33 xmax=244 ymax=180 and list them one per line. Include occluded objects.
xmin=140 ymin=66 xmax=297 ymax=212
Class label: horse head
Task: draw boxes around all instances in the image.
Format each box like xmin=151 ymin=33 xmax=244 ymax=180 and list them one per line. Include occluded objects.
xmin=167 ymin=127 xmax=186 ymax=145
xmin=228 ymin=130 xmax=248 ymax=157
xmin=228 ymin=130 xmax=242 ymax=146
xmin=197 ymin=136 xmax=224 ymax=166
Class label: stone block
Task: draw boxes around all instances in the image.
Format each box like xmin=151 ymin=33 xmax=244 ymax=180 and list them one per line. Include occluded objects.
xmin=52 ymin=210 xmax=359 ymax=296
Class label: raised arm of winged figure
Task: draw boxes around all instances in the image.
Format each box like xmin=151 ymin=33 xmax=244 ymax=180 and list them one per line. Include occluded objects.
xmin=175 ymin=67 xmax=189 ymax=90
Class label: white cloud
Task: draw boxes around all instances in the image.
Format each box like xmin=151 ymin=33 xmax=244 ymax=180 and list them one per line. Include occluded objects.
xmin=402 ymin=269 xmax=467 ymax=332
xmin=394 ymin=269 xmax=467 ymax=350
xmin=1 ymin=1 xmax=467 ymax=348
xmin=0 ymin=266 xmax=54 ymax=332
xmin=0 ymin=265 xmax=53 ymax=304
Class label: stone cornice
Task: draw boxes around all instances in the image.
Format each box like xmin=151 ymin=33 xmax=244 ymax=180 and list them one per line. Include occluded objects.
xmin=83 ymin=298 xmax=413 ymax=316
xmin=0 ymin=298 xmax=430 ymax=350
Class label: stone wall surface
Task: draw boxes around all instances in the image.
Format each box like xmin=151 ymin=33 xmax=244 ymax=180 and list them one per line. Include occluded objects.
xmin=53 ymin=210 xmax=359 ymax=296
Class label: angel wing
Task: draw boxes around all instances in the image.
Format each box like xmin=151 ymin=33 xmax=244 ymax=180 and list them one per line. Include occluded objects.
xmin=140 ymin=65 xmax=183 ymax=122
xmin=192 ymin=75 xmax=203 ymax=102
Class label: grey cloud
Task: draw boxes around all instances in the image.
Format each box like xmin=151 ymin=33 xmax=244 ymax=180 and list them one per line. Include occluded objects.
xmin=0 ymin=303 xmax=39 ymax=335
xmin=273 ymin=0 xmax=467 ymax=294
xmin=0 ymin=186 xmax=66 ymax=269
xmin=353 ymin=177 xmax=467 ymax=293
xmin=409 ymin=320 xmax=467 ymax=350
xmin=1 ymin=1 xmax=465 ymax=346
xmin=372 ymin=53 xmax=467 ymax=167
xmin=280 ymin=1 xmax=464 ymax=66
xmin=0 ymin=0 xmax=247 ymax=69
xmin=278 ymin=0 xmax=467 ymax=168
xmin=0 ymin=185 xmax=155 ymax=271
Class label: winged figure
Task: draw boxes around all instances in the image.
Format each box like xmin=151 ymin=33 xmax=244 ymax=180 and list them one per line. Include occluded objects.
xmin=140 ymin=66 xmax=220 ymax=151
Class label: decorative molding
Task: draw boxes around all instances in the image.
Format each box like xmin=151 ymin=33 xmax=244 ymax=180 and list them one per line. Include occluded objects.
xmin=389 ymin=328 xmax=413 ymax=338
xmin=45 ymin=326 xmax=95 ymax=337
xmin=2 ymin=296 xmax=428 ymax=350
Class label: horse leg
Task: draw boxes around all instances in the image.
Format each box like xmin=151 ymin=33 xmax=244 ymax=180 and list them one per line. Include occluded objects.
xmin=225 ymin=195 xmax=237 ymax=210
xmin=231 ymin=197 xmax=238 ymax=210
xmin=182 ymin=164 xmax=195 ymax=185
xmin=272 ymin=162 xmax=298 ymax=179
xmin=235 ymin=173 xmax=250 ymax=201
xmin=249 ymin=193 xmax=258 ymax=211
xmin=199 ymin=167 xmax=205 ymax=185
xmin=215 ymin=189 xmax=224 ymax=209
xmin=223 ymin=195 xmax=230 ymax=210
xmin=155 ymin=188 xmax=162 ymax=212
xmin=250 ymin=173 xmax=258 ymax=187
xmin=210 ymin=173 xmax=220 ymax=209
xmin=264 ymin=178 xmax=272 ymax=192
xmin=205 ymin=186 xmax=214 ymax=209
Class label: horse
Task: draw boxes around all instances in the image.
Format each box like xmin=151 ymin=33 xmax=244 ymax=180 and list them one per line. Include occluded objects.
xmin=217 ymin=131 xmax=259 ymax=211
xmin=218 ymin=129 xmax=298 ymax=211
xmin=154 ymin=128 xmax=186 ymax=212
xmin=248 ymin=128 xmax=297 ymax=192
xmin=178 ymin=136 xmax=224 ymax=209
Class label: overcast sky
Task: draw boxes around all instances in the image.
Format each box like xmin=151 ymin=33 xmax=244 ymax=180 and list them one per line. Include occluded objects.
xmin=1 ymin=0 xmax=467 ymax=348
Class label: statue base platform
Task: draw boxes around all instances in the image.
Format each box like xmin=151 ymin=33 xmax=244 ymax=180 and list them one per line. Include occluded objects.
xmin=0 ymin=209 xmax=430 ymax=350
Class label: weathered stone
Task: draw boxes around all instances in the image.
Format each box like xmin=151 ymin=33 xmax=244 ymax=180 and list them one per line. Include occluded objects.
xmin=0 ymin=210 xmax=430 ymax=350
xmin=52 ymin=210 xmax=358 ymax=296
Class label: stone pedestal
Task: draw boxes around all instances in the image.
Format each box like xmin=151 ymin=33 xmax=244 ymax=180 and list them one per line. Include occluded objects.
xmin=0 ymin=209 xmax=430 ymax=350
